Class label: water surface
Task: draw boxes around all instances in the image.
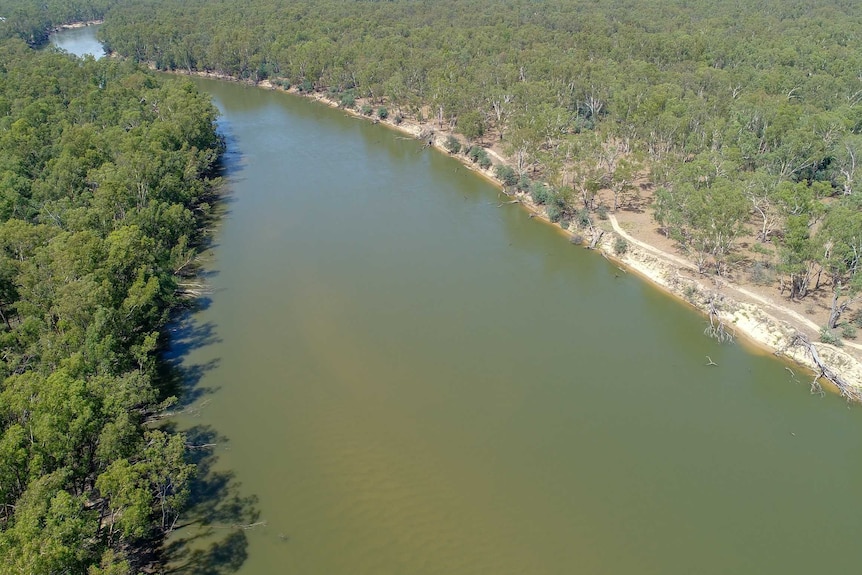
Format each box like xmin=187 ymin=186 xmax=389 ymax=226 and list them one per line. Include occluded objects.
xmin=50 ymin=24 xmax=105 ymax=59
xmin=179 ymin=79 xmax=862 ymax=574
xmin=56 ymin=25 xmax=862 ymax=575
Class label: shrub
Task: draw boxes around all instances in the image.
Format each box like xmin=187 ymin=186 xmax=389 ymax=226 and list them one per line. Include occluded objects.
xmin=445 ymin=135 xmax=462 ymax=154
xmin=494 ymin=164 xmax=518 ymax=187
xmin=300 ymin=80 xmax=314 ymax=93
xmin=683 ymin=284 xmax=699 ymax=302
xmin=748 ymin=261 xmax=776 ymax=286
xmin=551 ymin=192 xmax=566 ymax=209
xmin=467 ymin=146 xmax=491 ymax=167
xmin=841 ymin=323 xmax=857 ymax=339
xmin=360 ymin=104 xmax=373 ymax=116
xmin=596 ymin=205 xmax=609 ymax=220
xmin=614 ymin=237 xmax=628 ymax=255
xmin=559 ymin=219 xmax=571 ymax=230
xmin=393 ymin=113 xmax=403 ymax=125
xmin=819 ymin=327 xmax=843 ymax=346
xmin=530 ymin=182 xmax=550 ymax=205
xmin=576 ymin=208 xmax=592 ymax=229
xmin=377 ymin=107 xmax=388 ymax=119
xmin=517 ymin=174 xmax=531 ymax=192
xmin=339 ymin=92 xmax=355 ymax=108
xmin=547 ymin=204 xmax=562 ymax=223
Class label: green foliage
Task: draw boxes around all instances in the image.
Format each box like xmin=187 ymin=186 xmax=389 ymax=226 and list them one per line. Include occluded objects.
xmin=444 ymin=135 xmax=462 ymax=154
xmin=0 ymin=0 xmax=117 ymax=45
xmin=748 ymin=261 xmax=776 ymax=286
xmin=339 ymin=90 xmax=356 ymax=108
xmin=841 ymin=323 xmax=857 ymax=339
xmin=819 ymin=327 xmax=843 ymax=347
xmin=819 ymin=200 xmax=862 ymax=326
xmin=658 ymin=161 xmax=749 ymax=274
xmin=576 ymin=208 xmax=592 ymax=229
xmin=530 ymin=182 xmax=551 ymax=205
xmin=467 ymin=145 xmax=488 ymax=165
xmin=547 ymin=204 xmax=562 ymax=223
xmin=0 ymin=43 xmax=220 ymax=573
xmin=614 ymin=237 xmax=628 ymax=255
xmin=377 ymin=107 xmax=388 ymax=119
xmin=92 ymin=0 xmax=862 ymax=292
xmin=494 ymin=164 xmax=518 ymax=187
xmin=360 ymin=104 xmax=373 ymax=116
xmin=458 ymin=110 xmax=485 ymax=142
xmin=596 ymin=205 xmax=609 ymax=220
xmin=96 ymin=0 xmax=862 ymax=210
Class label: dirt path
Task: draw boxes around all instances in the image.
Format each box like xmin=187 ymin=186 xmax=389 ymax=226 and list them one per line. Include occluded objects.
xmin=157 ymin=70 xmax=862 ymax=394
xmin=609 ymin=214 xmax=862 ymax=355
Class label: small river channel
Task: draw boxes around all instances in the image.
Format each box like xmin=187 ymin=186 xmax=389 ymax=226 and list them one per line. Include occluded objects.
xmin=54 ymin=26 xmax=862 ymax=575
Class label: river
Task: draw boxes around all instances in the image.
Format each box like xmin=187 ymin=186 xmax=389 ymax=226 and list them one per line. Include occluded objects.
xmin=53 ymin=26 xmax=862 ymax=575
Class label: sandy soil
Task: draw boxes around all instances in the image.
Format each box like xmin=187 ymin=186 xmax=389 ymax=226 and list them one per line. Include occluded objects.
xmin=166 ymin=71 xmax=862 ymax=399
xmin=53 ymin=20 xmax=103 ymax=31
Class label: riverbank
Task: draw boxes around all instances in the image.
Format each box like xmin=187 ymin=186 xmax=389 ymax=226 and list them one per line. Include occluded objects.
xmin=53 ymin=19 xmax=103 ymax=31
xmin=157 ymin=69 xmax=862 ymax=400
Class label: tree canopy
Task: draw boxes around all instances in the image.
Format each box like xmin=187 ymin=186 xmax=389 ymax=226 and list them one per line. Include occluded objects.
xmin=96 ymin=0 xmax=862 ymax=330
xmin=0 ymin=37 xmax=221 ymax=573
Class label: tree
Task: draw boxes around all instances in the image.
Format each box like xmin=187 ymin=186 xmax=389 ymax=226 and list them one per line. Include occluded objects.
xmin=457 ymin=109 xmax=485 ymax=143
xmin=682 ymin=179 xmax=749 ymax=274
xmin=818 ymin=202 xmax=862 ymax=328
xmin=779 ymin=215 xmax=817 ymax=300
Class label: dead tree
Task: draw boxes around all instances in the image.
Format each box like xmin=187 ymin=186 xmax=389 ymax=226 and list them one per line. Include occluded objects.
xmin=789 ymin=333 xmax=862 ymax=403
xmin=587 ymin=229 xmax=604 ymax=250
xmin=704 ymin=292 xmax=734 ymax=343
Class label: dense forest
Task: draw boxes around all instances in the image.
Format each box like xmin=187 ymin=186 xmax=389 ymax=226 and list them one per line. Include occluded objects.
xmin=98 ymin=0 xmax=862 ymax=337
xmin=0 ymin=27 xmax=222 ymax=575
xmin=0 ymin=0 xmax=120 ymax=45
xmin=1 ymin=0 xmax=862 ymax=571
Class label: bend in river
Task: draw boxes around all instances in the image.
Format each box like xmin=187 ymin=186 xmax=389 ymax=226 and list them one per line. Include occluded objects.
xmin=55 ymin=25 xmax=862 ymax=575
xmin=49 ymin=24 xmax=106 ymax=59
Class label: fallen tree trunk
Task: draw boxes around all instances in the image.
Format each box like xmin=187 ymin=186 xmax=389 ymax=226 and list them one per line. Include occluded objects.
xmin=790 ymin=333 xmax=862 ymax=402
xmin=588 ymin=229 xmax=604 ymax=250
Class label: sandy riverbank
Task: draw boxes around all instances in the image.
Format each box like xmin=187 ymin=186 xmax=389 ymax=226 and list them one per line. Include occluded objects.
xmin=53 ymin=20 xmax=103 ymax=31
xmin=167 ymin=70 xmax=862 ymax=400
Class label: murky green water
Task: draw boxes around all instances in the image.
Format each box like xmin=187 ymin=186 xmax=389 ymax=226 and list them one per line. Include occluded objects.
xmin=57 ymin=26 xmax=862 ymax=575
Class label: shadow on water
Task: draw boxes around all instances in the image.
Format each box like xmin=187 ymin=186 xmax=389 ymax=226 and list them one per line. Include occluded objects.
xmin=156 ymin=114 xmax=258 ymax=575
xmin=158 ymin=111 xmax=247 ymax=407
xmin=159 ymin=309 xmax=223 ymax=408
xmin=161 ymin=426 xmax=260 ymax=575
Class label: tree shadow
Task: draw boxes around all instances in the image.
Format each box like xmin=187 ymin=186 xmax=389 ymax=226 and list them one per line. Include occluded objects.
xmin=157 ymin=313 xmax=223 ymax=406
xmin=153 ymin=114 xmax=259 ymax=575
xmin=160 ymin=425 xmax=260 ymax=575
